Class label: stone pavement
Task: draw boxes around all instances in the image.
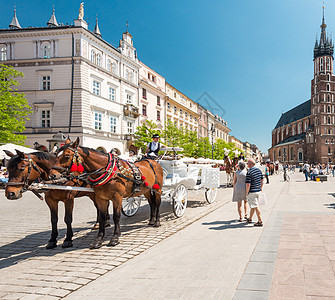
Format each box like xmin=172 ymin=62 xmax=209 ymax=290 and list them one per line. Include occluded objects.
xmin=2 ymin=171 xmax=335 ymax=299
xmin=0 ymin=173 xmax=232 ymax=299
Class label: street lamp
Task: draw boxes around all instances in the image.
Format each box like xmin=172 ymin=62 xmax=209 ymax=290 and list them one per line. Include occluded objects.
xmin=211 ymin=123 xmax=215 ymax=159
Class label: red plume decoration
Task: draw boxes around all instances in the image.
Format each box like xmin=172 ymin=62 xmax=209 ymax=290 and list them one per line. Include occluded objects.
xmin=77 ymin=164 xmax=84 ymax=173
xmin=153 ymin=184 xmax=160 ymax=189
xmin=144 ymin=181 xmax=149 ymax=186
xmin=141 ymin=175 xmax=146 ymax=180
xmin=70 ymin=164 xmax=78 ymax=172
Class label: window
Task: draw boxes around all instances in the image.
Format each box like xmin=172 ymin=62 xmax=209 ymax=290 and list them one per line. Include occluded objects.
xmin=112 ymin=62 xmax=117 ymax=74
xmin=157 ymin=110 xmax=161 ymax=121
xmin=174 ymin=92 xmax=176 ymax=98
xmin=41 ymin=42 xmax=51 ymax=58
xmin=148 ymin=73 xmax=150 ymax=80
xmin=180 ymin=109 xmax=182 ymax=116
xmin=41 ymin=110 xmax=51 ymax=127
xmin=290 ymin=147 xmax=293 ymax=161
xmin=90 ymin=50 xmax=96 ymax=63
xmin=328 ymin=116 xmax=331 ymax=124
xmin=185 ymin=112 xmax=188 ymax=119
xmin=125 ymin=70 xmax=129 ymax=80
xmin=321 ymin=58 xmax=324 ymax=72
xmin=96 ymin=54 xmax=102 ymax=66
xmin=110 ymin=116 xmax=117 ymax=133
xmin=167 ymin=102 xmax=170 ymax=110
xmin=328 ymin=94 xmax=331 ymax=102
xmin=142 ymin=105 xmax=147 ymax=116
xmin=142 ymin=88 xmax=147 ymax=99
xmin=328 ymin=105 xmax=331 ymax=113
xmin=126 ymin=94 xmax=132 ymax=104
xmin=327 ymin=58 xmax=330 ymax=71
xmin=0 ymin=45 xmax=6 ymax=61
xmin=107 ymin=59 xmax=111 ymax=71
xmin=129 ymin=71 xmax=134 ymax=83
xmin=190 ymin=114 xmax=192 ymax=121
xmin=328 ymin=74 xmax=331 ymax=81
xmin=298 ymin=123 xmax=302 ymax=134
xmin=109 ymin=87 xmax=115 ymax=101
xmin=327 ymin=83 xmax=330 ymax=91
xmin=41 ymin=76 xmax=51 ymax=90
xmin=92 ymin=80 xmax=100 ymax=95
xmin=157 ymin=96 xmax=160 ymax=106
xmin=127 ymin=121 xmax=133 ymax=134
xmin=174 ymin=106 xmax=177 ymax=114
xmin=94 ymin=112 xmax=102 ymax=130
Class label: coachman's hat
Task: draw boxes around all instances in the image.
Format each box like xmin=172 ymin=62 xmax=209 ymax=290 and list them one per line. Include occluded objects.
xmin=152 ymin=134 xmax=160 ymax=138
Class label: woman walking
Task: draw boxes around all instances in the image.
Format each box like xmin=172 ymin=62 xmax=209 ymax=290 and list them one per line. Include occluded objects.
xmin=232 ymin=161 xmax=248 ymax=222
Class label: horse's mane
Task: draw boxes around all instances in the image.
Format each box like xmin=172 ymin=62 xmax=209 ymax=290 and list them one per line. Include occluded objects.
xmin=32 ymin=152 xmax=56 ymax=160
xmin=7 ymin=155 xmax=22 ymax=173
xmin=57 ymin=144 xmax=108 ymax=156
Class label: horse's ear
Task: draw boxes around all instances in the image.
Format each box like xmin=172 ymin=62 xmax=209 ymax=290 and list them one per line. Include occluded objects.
xmin=71 ymin=137 xmax=80 ymax=148
xmin=15 ymin=149 xmax=25 ymax=158
xmin=4 ymin=150 xmax=15 ymax=157
xmin=65 ymin=136 xmax=71 ymax=144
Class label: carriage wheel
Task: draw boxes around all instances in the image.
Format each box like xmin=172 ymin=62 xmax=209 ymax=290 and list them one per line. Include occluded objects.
xmin=121 ymin=197 xmax=141 ymax=217
xmin=205 ymin=187 xmax=218 ymax=204
xmin=172 ymin=184 xmax=188 ymax=218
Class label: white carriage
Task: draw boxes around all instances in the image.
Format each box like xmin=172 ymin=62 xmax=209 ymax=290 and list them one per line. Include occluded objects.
xmin=121 ymin=147 xmax=220 ymax=218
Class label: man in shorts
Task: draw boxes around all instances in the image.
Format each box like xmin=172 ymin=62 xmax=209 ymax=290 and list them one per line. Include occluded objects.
xmin=246 ymin=158 xmax=264 ymax=226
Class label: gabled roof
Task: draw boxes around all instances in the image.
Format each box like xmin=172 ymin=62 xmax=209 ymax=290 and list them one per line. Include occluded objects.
xmin=274 ymin=99 xmax=311 ymax=129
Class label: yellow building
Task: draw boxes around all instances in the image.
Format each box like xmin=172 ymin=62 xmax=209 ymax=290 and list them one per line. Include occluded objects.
xmin=165 ymin=83 xmax=199 ymax=132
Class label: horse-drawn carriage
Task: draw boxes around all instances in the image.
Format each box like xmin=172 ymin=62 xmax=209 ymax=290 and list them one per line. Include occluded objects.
xmin=121 ymin=147 xmax=220 ymax=218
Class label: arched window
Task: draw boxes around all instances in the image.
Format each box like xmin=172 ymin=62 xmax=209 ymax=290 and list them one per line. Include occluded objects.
xmin=321 ymin=58 xmax=324 ymax=72
xmin=327 ymin=58 xmax=330 ymax=71
xmin=314 ymin=85 xmax=317 ymax=94
xmin=90 ymin=50 xmax=96 ymax=63
xmin=328 ymin=116 xmax=331 ymax=124
xmin=298 ymin=123 xmax=302 ymax=134
xmin=96 ymin=54 xmax=101 ymax=66
xmin=326 ymin=139 xmax=329 ymax=144
xmin=0 ymin=45 xmax=7 ymax=61
xmin=327 ymin=83 xmax=331 ymax=91
xmin=125 ymin=69 xmax=129 ymax=80
xmin=328 ymin=73 xmax=331 ymax=81
xmin=290 ymin=147 xmax=294 ymax=161
xmin=107 ymin=59 xmax=111 ymax=71
xmin=112 ymin=62 xmax=117 ymax=74
xmin=129 ymin=71 xmax=134 ymax=83
xmin=328 ymin=105 xmax=331 ymax=113
xmin=328 ymin=94 xmax=331 ymax=102
xmin=41 ymin=42 xmax=51 ymax=58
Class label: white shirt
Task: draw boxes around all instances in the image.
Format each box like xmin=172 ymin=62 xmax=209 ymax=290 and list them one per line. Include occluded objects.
xmin=148 ymin=141 xmax=159 ymax=151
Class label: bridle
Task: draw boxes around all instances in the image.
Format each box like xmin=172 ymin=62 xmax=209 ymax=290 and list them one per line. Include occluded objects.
xmin=7 ymin=154 xmax=43 ymax=194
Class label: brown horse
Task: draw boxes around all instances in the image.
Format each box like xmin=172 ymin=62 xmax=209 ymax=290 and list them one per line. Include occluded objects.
xmin=224 ymin=155 xmax=235 ymax=187
xmin=4 ymin=150 xmax=104 ymax=249
xmin=57 ymin=138 xmax=163 ymax=249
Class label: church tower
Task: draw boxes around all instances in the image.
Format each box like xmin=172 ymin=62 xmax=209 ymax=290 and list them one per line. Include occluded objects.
xmin=310 ymin=7 xmax=335 ymax=163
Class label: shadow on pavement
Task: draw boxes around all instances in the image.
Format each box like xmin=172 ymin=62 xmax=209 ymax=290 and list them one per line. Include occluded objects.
xmin=202 ymin=219 xmax=251 ymax=230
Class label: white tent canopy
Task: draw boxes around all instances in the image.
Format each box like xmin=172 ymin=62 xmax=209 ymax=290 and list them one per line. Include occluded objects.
xmin=0 ymin=143 xmax=38 ymax=159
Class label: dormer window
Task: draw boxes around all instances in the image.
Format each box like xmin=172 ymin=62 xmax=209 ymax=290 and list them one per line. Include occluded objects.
xmin=41 ymin=42 xmax=51 ymax=58
xmin=0 ymin=45 xmax=7 ymax=61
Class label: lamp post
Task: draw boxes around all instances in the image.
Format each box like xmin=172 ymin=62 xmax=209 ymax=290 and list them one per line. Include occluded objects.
xmin=211 ymin=123 xmax=215 ymax=159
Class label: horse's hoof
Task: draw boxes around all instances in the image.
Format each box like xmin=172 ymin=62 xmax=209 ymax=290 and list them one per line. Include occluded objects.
xmin=148 ymin=221 xmax=155 ymax=226
xmin=62 ymin=240 xmax=73 ymax=248
xmin=89 ymin=240 xmax=102 ymax=249
xmin=105 ymin=222 xmax=111 ymax=228
xmin=107 ymin=238 xmax=120 ymax=247
xmin=46 ymin=241 xmax=57 ymax=249
xmin=153 ymin=222 xmax=161 ymax=227
xmin=92 ymin=223 xmax=99 ymax=230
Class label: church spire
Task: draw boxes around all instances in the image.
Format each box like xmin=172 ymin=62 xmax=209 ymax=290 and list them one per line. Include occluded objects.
xmin=9 ymin=6 xmax=21 ymax=29
xmin=47 ymin=5 xmax=58 ymax=27
xmin=314 ymin=6 xmax=334 ymax=59
xmin=93 ymin=16 xmax=101 ymax=37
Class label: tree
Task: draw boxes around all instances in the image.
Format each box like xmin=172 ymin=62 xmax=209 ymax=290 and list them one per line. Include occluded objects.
xmin=133 ymin=120 xmax=159 ymax=153
xmin=162 ymin=121 xmax=183 ymax=147
xmin=0 ymin=64 xmax=32 ymax=145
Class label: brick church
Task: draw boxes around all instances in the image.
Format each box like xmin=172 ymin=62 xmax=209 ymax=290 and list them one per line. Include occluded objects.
xmin=269 ymin=9 xmax=335 ymax=165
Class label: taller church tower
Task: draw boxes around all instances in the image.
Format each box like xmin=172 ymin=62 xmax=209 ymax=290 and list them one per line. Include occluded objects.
xmin=310 ymin=7 xmax=335 ymax=163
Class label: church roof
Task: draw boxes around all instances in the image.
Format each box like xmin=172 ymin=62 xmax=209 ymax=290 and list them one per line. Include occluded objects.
xmin=275 ymin=132 xmax=306 ymax=147
xmin=274 ymin=99 xmax=311 ymax=129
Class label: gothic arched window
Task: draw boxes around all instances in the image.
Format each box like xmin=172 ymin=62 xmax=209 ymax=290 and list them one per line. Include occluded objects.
xmin=328 ymin=105 xmax=331 ymax=113
xmin=327 ymin=58 xmax=330 ymax=71
xmin=90 ymin=50 xmax=96 ymax=63
xmin=328 ymin=116 xmax=331 ymax=124
xmin=41 ymin=42 xmax=51 ymax=58
xmin=327 ymin=83 xmax=331 ymax=91
xmin=328 ymin=73 xmax=331 ymax=81
xmin=320 ymin=58 xmax=324 ymax=72
xmin=328 ymin=94 xmax=331 ymax=102
xmin=107 ymin=59 xmax=111 ymax=71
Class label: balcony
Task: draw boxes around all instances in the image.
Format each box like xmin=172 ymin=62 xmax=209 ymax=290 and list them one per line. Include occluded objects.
xmin=124 ymin=104 xmax=140 ymax=118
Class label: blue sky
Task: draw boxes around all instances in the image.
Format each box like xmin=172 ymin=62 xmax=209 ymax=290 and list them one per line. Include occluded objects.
xmin=1 ymin=0 xmax=333 ymax=152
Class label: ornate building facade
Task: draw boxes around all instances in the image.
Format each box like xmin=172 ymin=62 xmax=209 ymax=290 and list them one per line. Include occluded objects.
xmin=269 ymin=10 xmax=335 ymax=164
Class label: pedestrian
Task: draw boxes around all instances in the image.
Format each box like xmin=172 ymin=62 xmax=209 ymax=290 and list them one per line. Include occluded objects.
xmin=246 ymin=158 xmax=264 ymax=227
xmin=232 ymin=161 xmax=248 ymax=222
xmin=302 ymin=161 xmax=310 ymax=181
xmin=265 ymin=163 xmax=270 ymax=184
xmin=332 ymin=165 xmax=335 ymax=177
